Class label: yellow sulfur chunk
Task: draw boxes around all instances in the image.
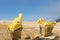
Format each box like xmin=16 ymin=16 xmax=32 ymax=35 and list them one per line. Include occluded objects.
xmin=50 ymin=22 xmax=56 ymax=26
xmin=7 ymin=13 xmax=22 ymax=32
xmin=43 ymin=21 xmax=56 ymax=27
xmin=37 ymin=18 xmax=45 ymax=25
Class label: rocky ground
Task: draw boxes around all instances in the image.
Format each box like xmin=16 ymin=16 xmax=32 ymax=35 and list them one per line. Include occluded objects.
xmin=0 ymin=22 xmax=60 ymax=40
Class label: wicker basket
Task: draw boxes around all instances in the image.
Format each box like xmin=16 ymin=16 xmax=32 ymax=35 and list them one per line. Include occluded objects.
xmin=41 ymin=25 xmax=54 ymax=36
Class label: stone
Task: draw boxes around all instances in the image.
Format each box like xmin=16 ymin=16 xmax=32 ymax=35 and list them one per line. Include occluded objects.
xmin=40 ymin=33 xmax=59 ymax=40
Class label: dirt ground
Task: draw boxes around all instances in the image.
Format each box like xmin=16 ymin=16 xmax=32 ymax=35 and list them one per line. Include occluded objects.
xmin=0 ymin=22 xmax=60 ymax=40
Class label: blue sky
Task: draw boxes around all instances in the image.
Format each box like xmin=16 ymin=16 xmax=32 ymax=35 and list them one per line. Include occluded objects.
xmin=0 ymin=0 xmax=60 ymax=21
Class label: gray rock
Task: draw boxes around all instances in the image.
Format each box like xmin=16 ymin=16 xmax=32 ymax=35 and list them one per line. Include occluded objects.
xmin=39 ymin=33 xmax=59 ymax=40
